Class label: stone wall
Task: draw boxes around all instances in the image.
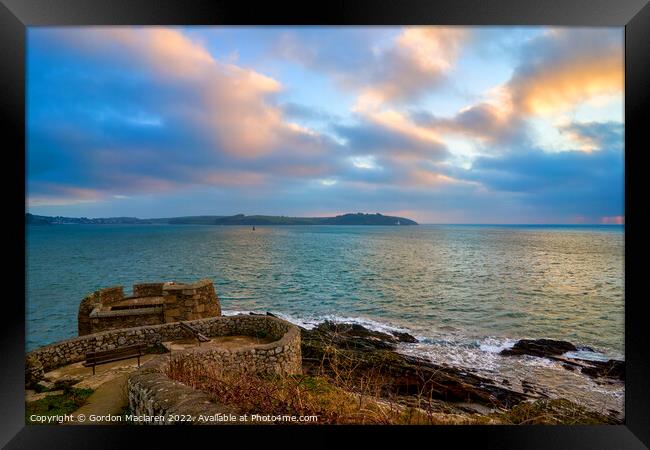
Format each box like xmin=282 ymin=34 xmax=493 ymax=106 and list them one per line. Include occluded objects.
xmin=162 ymin=279 xmax=221 ymax=322
xmin=98 ymin=286 xmax=125 ymax=306
xmin=168 ymin=316 xmax=302 ymax=376
xmin=26 ymin=315 xmax=301 ymax=386
xmin=77 ymin=279 xmax=222 ymax=336
xmin=88 ymin=307 xmax=165 ymax=334
xmin=127 ymin=356 xmax=240 ymax=424
xmin=78 ymin=291 xmax=101 ymax=336
xmin=133 ymin=282 xmax=165 ymax=297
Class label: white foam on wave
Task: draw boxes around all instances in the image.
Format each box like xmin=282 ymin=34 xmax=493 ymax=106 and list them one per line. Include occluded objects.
xmin=563 ymin=350 xmax=612 ymax=362
xmin=222 ymin=309 xmax=618 ymax=371
xmin=222 ymin=308 xmax=623 ymax=414
xmin=478 ymin=337 xmax=517 ymax=354
xmin=221 ymin=309 xmax=412 ymax=335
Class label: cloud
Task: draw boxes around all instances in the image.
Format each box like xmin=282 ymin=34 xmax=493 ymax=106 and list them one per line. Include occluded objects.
xmin=27 ymin=27 xmax=345 ymax=205
xmin=27 ymin=27 xmax=624 ymax=223
xmin=27 ymin=183 xmax=104 ymax=207
xmin=463 ymin=144 xmax=622 ymax=192
xmin=281 ymin=102 xmax=339 ymax=123
xmin=275 ymin=27 xmax=468 ymax=106
xmin=508 ymin=29 xmax=623 ymax=116
xmin=411 ymin=99 xmax=529 ymax=148
xmin=355 ymin=27 xmax=468 ymax=106
xmin=395 ymin=28 xmax=624 ymax=166
xmin=559 ymin=121 xmax=623 ymax=153
xmin=601 ymin=215 xmax=624 ymax=225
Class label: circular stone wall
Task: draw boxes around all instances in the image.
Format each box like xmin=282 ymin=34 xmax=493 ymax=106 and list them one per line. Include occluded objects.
xmin=127 ymin=315 xmax=302 ymax=422
xmin=26 ymin=315 xmax=301 ymax=386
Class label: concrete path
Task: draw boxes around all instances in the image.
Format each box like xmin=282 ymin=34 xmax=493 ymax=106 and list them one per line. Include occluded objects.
xmin=34 ymin=354 xmax=159 ymax=425
xmin=70 ymin=373 xmax=130 ymax=425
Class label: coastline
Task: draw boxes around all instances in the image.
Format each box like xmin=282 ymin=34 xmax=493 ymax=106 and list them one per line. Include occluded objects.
xmin=231 ymin=310 xmax=625 ymax=419
xmin=26 ymin=310 xmax=625 ymax=424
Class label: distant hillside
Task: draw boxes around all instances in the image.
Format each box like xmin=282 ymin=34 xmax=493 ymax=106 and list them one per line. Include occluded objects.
xmin=25 ymin=213 xmax=170 ymax=225
xmin=26 ymin=212 xmax=417 ymax=226
xmin=212 ymin=213 xmax=416 ymax=225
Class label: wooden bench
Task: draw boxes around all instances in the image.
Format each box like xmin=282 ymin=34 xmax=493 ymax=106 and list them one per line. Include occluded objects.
xmin=83 ymin=343 xmax=146 ymax=375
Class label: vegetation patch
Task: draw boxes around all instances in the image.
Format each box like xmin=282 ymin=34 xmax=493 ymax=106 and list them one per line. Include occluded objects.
xmin=165 ymin=355 xmax=488 ymax=424
xmin=492 ymin=398 xmax=619 ymax=425
xmin=26 ymin=387 xmax=93 ymax=424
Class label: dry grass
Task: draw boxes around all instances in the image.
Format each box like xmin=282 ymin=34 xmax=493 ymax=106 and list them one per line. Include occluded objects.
xmin=492 ymin=398 xmax=619 ymax=425
xmin=164 ymin=332 xmax=616 ymax=425
xmin=165 ymin=356 xmax=478 ymax=424
xmin=164 ymin=337 xmax=493 ymax=425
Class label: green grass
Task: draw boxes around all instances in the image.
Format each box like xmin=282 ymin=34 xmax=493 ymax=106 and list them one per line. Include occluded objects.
xmin=26 ymin=387 xmax=93 ymax=425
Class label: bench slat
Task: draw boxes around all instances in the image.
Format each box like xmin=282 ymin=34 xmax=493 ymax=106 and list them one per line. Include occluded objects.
xmin=86 ymin=353 xmax=142 ymax=363
xmin=84 ymin=344 xmax=144 ymax=374
xmin=86 ymin=344 xmax=145 ymax=358
xmin=84 ymin=343 xmax=145 ymax=373
xmin=82 ymin=354 xmax=140 ymax=367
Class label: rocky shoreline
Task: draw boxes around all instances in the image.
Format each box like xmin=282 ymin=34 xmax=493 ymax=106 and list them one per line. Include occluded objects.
xmin=259 ymin=313 xmax=623 ymax=423
xmin=499 ymin=338 xmax=624 ymax=381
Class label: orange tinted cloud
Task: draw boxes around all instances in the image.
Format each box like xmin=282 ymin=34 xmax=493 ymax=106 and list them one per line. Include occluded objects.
xmin=60 ymin=27 xmax=317 ymax=159
xmin=509 ymin=29 xmax=623 ymax=116
xmin=355 ymin=27 xmax=467 ymax=106
xmin=600 ymin=215 xmax=624 ymax=224
xmin=356 ymin=107 xmax=444 ymax=146
xmin=27 ymin=185 xmax=104 ymax=207
xmin=512 ymin=56 xmax=622 ymax=116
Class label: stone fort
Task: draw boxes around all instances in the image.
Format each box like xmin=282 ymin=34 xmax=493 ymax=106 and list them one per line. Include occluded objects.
xmin=78 ymin=279 xmax=221 ymax=335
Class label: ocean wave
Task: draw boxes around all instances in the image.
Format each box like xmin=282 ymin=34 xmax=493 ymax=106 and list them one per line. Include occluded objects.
xmin=477 ymin=337 xmax=517 ymax=354
xmin=221 ymin=309 xmax=619 ymax=365
xmin=221 ymin=309 xmax=412 ymax=335
xmin=563 ymin=350 xmax=612 ymax=362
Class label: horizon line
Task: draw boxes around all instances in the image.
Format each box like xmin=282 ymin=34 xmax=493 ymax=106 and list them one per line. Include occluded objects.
xmin=25 ymin=212 xmax=625 ymax=227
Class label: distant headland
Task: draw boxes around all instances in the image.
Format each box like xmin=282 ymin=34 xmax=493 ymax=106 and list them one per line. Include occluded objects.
xmin=25 ymin=212 xmax=418 ymax=226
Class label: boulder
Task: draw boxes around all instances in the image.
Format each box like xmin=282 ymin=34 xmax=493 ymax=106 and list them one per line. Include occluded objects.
xmin=500 ymin=339 xmax=577 ymax=358
xmin=580 ymin=359 xmax=624 ymax=381
xmin=301 ymin=321 xmax=530 ymax=409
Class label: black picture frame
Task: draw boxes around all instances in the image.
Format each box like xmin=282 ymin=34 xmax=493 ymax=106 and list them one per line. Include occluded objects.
xmin=2 ymin=0 xmax=648 ymax=448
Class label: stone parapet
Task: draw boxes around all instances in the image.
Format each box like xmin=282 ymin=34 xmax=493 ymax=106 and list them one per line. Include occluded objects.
xmin=26 ymin=315 xmax=302 ymax=386
xmin=127 ymin=356 xmax=240 ymax=424
xmin=77 ymin=279 xmax=222 ymax=336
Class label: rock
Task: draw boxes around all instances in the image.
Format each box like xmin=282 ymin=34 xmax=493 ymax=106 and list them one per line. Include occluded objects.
xmin=500 ymin=339 xmax=577 ymax=358
xmin=310 ymin=320 xmax=418 ymax=349
xmin=577 ymin=346 xmax=595 ymax=352
xmin=35 ymin=380 xmax=55 ymax=392
xmin=390 ymin=331 xmax=418 ymax=343
xmin=301 ymin=321 xmax=530 ymax=409
xmin=579 ymin=359 xmax=624 ymax=381
xmin=545 ymin=354 xmax=624 ymax=382
xmin=25 ymin=354 xmax=45 ymax=388
xmin=53 ymin=377 xmax=83 ymax=390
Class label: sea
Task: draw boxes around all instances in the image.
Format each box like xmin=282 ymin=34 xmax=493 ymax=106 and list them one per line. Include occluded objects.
xmin=26 ymin=223 xmax=625 ymax=414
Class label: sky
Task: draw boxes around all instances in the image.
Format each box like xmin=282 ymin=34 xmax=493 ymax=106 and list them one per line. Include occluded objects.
xmin=26 ymin=26 xmax=624 ymax=224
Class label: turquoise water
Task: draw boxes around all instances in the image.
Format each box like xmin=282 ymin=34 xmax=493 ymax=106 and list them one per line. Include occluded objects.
xmin=26 ymin=223 xmax=625 ymax=412
xmin=26 ymin=224 xmax=624 ymax=355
